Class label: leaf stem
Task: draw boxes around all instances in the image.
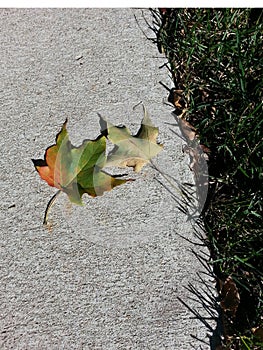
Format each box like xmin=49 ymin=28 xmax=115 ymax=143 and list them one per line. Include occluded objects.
xmin=43 ymin=190 xmax=61 ymax=225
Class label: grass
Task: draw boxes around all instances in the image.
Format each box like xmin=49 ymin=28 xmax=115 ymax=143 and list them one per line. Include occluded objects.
xmin=148 ymin=8 xmax=263 ymax=349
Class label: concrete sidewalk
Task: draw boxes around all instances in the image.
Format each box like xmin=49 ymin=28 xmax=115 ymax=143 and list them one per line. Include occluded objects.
xmin=0 ymin=9 xmax=216 ymax=349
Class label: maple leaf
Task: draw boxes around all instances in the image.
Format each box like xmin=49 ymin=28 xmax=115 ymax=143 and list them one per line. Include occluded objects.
xmin=32 ymin=119 xmax=127 ymax=206
xmin=99 ymin=109 xmax=163 ymax=172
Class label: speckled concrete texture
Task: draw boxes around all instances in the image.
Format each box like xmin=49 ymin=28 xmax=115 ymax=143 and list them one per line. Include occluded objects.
xmin=0 ymin=9 xmax=216 ymax=349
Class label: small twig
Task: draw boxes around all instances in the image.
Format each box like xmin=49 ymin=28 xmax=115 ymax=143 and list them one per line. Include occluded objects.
xmin=43 ymin=190 xmax=61 ymax=225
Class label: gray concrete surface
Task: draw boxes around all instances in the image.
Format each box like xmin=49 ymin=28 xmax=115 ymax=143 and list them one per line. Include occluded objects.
xmin=0 ymin=9 xmax=216 ymax=349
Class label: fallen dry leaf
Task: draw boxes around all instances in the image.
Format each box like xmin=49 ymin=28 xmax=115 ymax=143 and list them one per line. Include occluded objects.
xmin=252 ymin=327 xmax=263 ymax=342
xmin=220 ymin=276 xmax=240 ymax=317
xmin=168 ymin=89 xmax=185 ymax=109
xmin=177 ymin=116 xmax=197 ymax=141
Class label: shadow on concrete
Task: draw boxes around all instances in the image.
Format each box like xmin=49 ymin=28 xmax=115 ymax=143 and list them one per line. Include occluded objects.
xmin=152 ymin=148 xmax=224 ymax=350
xmin=177 ymin=228 xmax=224 ymax=350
